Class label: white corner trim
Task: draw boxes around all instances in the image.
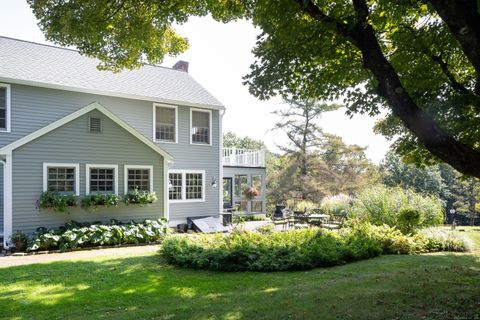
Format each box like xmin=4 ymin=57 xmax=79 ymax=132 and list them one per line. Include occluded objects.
xmin=163 ymin=158 xmax=169 ymax=220
xmin=42 ymin=162 xmax=80 ymax=196
xmin=85 ymin=164 xmax=119 ymax=195
xmin=124 ymin=165 xmax=154 ymax=194
xmin=219 ymin=109 xmax=224 ymax=215
xmin=0 ymin=83 xmax=11 ymax=133
xmin=0 ymin=101 xmax=173 ymax=161
xmin=2 ymin=154 xmax=11 ymax=248
xmin=153 ymin=103 xmax=178 ymax=144
xmin=168 ymin=169 xmax=206 ymax=203
xmin=189 ymin=108 xmax=212 ymax=146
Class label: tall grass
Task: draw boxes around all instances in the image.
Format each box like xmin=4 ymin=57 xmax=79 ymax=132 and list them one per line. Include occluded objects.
xmin=351 ymin=185 xmax=444 ymax=232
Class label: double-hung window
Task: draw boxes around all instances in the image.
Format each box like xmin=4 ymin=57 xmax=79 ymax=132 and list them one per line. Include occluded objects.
xmin=86 ymin=164 xmax=118 ymax=195
xmin=43 ymin=163 xmax=80 ymax=195
xmin=154 ymin=104 xmax=177 ymax=143
xmin=125 ymin=165 xmax=153 ymax=192
xmin=190 ymin=109 xmax=211 ymax=145
xmin=168 ymin=170 xmax=205 ymax=202
xmin=0 ymin=83 xmax=11 ymax=132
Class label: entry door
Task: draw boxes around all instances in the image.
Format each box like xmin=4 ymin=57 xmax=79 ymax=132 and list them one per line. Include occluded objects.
xmin=223 ymin=178 xmax=233 ymax=209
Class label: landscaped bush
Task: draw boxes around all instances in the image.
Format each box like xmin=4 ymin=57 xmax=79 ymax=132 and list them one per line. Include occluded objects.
xmin=350 ymin=185 xmax=444 ymax=233
xmin=162 ymin=223 xmax=469 ymax=272
xmin=81 ymin=193 xmax=121 ymax=212
xmin=123 ymin=189 xmax=158 ymax=205
xmin=420 ymin=227 xmax=472 ymax=252
xmin=321 ymin=194 xmax=353 ymax=216
xmin=37 ymin=190 xmax=158 ymax=214
xmin=37 ymin=191 xmax=78 ymax=213
xmin=27 ymin=218 xmax=169 ymax=252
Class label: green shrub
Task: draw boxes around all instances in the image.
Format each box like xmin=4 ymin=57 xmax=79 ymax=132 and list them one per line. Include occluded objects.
xmin=37 ymin=191 xmax=78 ymax=213
xmin=256 ymin=223 xmax=275 ymax=234
xmin=123 ymin=189 xmax=158 ymax=205
xmin=397 ymin=208 xmax=422 ymax=234
xmin=27 ymin=218 xmax=169 ymax=251
xmin=421 ymin=228 xmax=472 ymax=252
xmin=163 ymin=223 xmax=470 ymax=272
xmin=81 ymin=193 xmax=121 ymax=212
xmin=351 ymin=185 xmax=444 ymax=233
xmin=321 ymin=194 xmax=353 ymax=216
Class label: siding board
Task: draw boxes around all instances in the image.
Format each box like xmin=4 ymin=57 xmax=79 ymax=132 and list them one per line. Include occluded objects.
xmin=3 ymin=83 xmax=220 ymax=228
xmin=12 ymin=110 xmax=165 ymax=234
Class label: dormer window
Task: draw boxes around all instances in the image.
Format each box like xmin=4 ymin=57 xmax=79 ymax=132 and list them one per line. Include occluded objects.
xmin=0 ymin=83 xmax=11 ymax=132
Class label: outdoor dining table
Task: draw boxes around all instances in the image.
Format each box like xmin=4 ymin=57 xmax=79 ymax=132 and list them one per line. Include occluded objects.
xmin=307 ymin=214 xmax=330 ymax=224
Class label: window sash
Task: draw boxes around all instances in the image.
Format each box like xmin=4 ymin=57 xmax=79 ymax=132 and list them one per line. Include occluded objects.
xmin=47 ymin=167 xmax=76 ymax=193
xmin=169 ymin=171 xmax=204 ymax=202
xmin=127 ymin=169 xmax=151 ymax=192
xmin=169 ymin=173 xmax=183 ymax=200
xmin=156 ymin=106 xmax=176 ymax=142
xmin=89 ymin=168 xmax=115 ymax=193
xmin=191 ymin=110 xmax=210 ymax=144
xmin=251 ymin=200 xmax=263 ymax=213
xmin=251 ymin=175 xmax=263 ymax=195
xmin=234 ymin=175 xmax=248 ymax=197
xmin=0 ymin=87 xmax=6 ymax=130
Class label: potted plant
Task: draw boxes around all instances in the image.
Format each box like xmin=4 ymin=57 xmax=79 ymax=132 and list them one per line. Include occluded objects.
xmin=10 ymin=231 xmax=28 ymax=252
xmin=243 ymin=187 xmax=260 ymax=200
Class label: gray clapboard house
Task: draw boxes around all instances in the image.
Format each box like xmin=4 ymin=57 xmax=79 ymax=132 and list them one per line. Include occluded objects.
xmin=0 ymin=36 xmax=266 ymax=247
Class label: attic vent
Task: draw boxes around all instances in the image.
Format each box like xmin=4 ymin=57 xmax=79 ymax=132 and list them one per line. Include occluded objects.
xmin=89 ymin=117 xmax=102 ymax=133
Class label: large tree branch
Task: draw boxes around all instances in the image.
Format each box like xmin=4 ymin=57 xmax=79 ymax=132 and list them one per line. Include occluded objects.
xmin=295 ymin=0 xmax=480 ymax=177
xmin=430 ymin=53 xmax=471 ymax=95
xmin=429 ymin=0 xmax=480 ymax=94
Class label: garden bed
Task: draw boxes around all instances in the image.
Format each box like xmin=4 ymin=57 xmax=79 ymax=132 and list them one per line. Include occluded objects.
xmin=162 ymin=224 xmax=471 ymax=272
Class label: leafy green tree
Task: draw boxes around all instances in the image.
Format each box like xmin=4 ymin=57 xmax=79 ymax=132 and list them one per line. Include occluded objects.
xmin=380 ymin=151 xmax=446 ymax=199
xmin=28 ymin=0 xmax=480 ymax=177
xmin=223 ymin=132 xmax=266 ymax=150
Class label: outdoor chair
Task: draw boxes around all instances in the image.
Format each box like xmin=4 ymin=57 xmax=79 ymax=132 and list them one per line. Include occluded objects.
xmin=323 ymin=212 xmax=347 ymax=230
xmin=293 ymin=211 xmax=310 ymax=229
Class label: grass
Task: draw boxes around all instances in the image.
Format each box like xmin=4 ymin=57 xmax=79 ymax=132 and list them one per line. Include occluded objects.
xmin=1 ymin=229 xmax=480 ymax=320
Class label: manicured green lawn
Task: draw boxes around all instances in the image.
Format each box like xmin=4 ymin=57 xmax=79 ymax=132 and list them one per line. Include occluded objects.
xmin=1 ymin=230 xmax=480 ymax=320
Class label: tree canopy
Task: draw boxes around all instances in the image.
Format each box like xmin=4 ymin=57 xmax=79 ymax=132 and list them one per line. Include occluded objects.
xmin=28 ymin=0 xmax=480 ymax=177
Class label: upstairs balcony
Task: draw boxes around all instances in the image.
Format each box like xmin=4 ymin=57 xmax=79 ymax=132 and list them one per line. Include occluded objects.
xmin=222 ymin=148 xmax=266 ymax=167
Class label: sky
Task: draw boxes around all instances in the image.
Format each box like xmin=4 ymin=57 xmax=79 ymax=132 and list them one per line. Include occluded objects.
xmin=0 ymin=0 xmax=391 ymax=162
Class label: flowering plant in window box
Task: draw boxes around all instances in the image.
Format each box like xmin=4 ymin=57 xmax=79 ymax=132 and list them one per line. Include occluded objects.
xmin=124 ymin=188 xmax=158 ymax=206
xmin=81 ymin=193 xmax=121 ymax=212
xmin=243 ymin=187 xmax=260 ymax=200
xmin=37 ymin=191 xmax=78 ymax=213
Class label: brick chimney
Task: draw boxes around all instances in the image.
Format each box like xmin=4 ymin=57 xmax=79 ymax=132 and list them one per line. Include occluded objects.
xmin=172 ymin=60 xmax=189 ymax=73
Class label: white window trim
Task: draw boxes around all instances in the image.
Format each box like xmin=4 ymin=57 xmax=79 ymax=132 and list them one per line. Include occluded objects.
xmin=0 ymin=83 xmax=11 ymax=133
xmin=168 ymin=169 xmax=205 ymax=203
xmin=190 ymin=108 xmax=212 ymax=146
xmin=153 ymin=103 xmax=178 ymax=144
xmin=124 ymin=165 xmax=154 ymax=194
xmin=85 ymin=164 xmax=119 ymax=195
xmin=42 ymin=162 xmax=80 ymax=196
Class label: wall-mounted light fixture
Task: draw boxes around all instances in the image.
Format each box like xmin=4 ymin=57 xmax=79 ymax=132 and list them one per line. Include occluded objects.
xmin=211 ymin=176 xmax=218 ymax=188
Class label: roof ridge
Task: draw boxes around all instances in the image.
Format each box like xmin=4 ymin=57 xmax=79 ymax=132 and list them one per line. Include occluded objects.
xmin=0 ymin=35 xmax=183 ymax=73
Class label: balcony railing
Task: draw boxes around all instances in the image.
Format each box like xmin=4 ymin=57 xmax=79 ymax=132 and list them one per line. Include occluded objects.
xmin=222 ymin=148 xmax=266 ymax=167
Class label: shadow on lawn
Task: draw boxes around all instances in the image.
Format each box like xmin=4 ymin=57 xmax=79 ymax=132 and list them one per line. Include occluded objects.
xmin=1 ymin=253 xmax=479 ymax=320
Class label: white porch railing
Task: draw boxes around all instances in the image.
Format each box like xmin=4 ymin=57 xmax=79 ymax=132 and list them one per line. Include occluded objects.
xmin=222 ymin=148 xmax=266 ymax=167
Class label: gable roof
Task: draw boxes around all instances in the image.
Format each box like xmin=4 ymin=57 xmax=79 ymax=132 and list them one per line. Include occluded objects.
xmin=0 ymin=36 xmax=224 ymax=110
xmin=0 ymin=101 xmax=174 ymax=161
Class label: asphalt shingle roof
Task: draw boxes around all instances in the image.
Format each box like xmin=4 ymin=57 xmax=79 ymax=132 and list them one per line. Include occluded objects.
xmin=0 ymin=36 xmax=224 ymax=108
